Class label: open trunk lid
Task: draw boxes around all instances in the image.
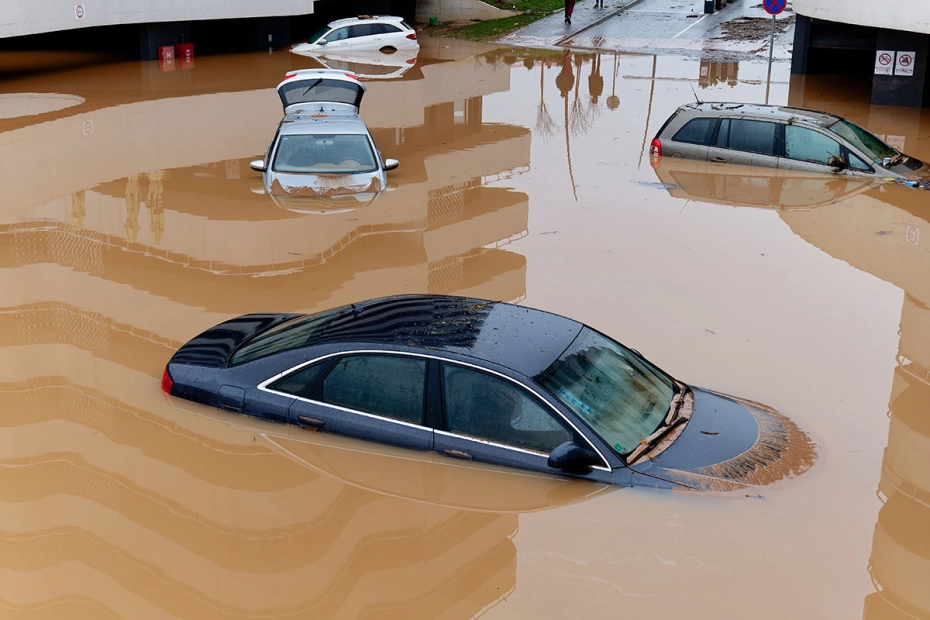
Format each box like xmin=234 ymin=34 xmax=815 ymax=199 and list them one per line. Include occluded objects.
xmin=276 ymin=69 xmax=366 ymax=113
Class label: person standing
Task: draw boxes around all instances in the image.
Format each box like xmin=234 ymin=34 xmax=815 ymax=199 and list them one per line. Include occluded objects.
xmin=565 ymin=0 xmax=575 ymax=25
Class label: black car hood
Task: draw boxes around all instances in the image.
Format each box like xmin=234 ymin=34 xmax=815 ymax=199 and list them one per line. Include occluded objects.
xmin=629 ymin=389 xmax=816 ymax=491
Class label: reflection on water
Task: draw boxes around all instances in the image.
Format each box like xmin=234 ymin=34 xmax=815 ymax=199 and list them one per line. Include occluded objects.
xmin=2 ymin=36 xmax=930 ymax=619
xmin=866 ymin=295 xmax=930 ymax=619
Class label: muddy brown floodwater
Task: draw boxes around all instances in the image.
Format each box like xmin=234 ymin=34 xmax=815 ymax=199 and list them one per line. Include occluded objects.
xmin=0 ymin=36 xmax=928 ymax=619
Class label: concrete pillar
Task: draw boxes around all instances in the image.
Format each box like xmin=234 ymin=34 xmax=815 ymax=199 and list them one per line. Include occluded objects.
xmin=791 ymin=14 xmax=812 ymax=75
xmin=871 ymin=30 xmax=929 ymax=107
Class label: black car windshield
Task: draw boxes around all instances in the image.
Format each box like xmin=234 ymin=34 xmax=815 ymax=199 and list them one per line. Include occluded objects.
xmin=828 ymin=119 xmax=896 ymax=162
xmin=273 ymin=134 xmax=378 ymax=174
xmin=537 ymin=327 xmax=677 ymax=457
xmin=229 ymin=306 xmax=348 ymax=366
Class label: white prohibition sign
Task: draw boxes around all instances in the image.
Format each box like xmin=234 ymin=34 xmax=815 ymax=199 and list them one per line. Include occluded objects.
xmin=875 ymin=50 xmax=894 ymax=76
xmin=896 ymin=51 xmax=916 ymax=77
xmin=74 ymin=4 xmax=85 ymax=19
xmin=906 ymin=226 xmax=920 ymax=247
xmin=82 ymin=120 xmax=93 ymax=135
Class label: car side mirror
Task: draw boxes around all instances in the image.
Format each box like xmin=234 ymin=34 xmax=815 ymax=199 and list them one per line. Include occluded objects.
xmin=249 ymin=160 xmax=266 ymax=173
xmin=384 ymin=158 xmax=400 ymax=171
xmin=548 ymin=441 xmax=599 ymax=474
xmin=317 ymin=39 xmax=328 ymax=46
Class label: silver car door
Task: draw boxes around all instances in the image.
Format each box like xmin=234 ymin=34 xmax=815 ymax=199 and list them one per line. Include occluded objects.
xmin=780 ymin=124 xmax=863 ymax=176
xmin=708 ymin=118 xmax=780 ymax=169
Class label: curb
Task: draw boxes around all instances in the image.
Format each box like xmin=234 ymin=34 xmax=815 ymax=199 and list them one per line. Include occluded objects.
xmin=554 ymin=0 xmax=649 ymax=46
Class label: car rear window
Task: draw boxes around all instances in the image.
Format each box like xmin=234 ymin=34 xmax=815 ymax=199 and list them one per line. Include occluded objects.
xmin=401 ymin=20 xmax=414 ymax=31
xmin=229 ymin=306 xmax=349 ymax=366
xmin=672 ymin=118 xmax=716 ymax=146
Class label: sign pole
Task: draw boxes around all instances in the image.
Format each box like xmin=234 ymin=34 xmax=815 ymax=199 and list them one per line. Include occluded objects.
xmin=765 ymin=13 xmax=775 ymax=104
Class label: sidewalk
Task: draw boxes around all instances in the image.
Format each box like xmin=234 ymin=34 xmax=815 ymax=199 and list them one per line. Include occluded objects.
xmin=499 ymin=0 xmax=796 ymax=61
xmin=498 ymin=0 xmax=644 ymax=49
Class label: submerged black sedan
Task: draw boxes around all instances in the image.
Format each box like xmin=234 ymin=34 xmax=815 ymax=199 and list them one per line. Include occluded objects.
xmin=163 ymin=295 xmax=814 ymax=490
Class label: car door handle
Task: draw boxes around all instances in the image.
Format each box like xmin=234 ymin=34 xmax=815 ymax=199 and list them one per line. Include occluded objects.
xmin=297 ymin=415 xmax=325 ymax=430
xmin=710 ymin=157 xmax=726 ymax=163
xmin=442 ymin=449 xmax=473 ymax=460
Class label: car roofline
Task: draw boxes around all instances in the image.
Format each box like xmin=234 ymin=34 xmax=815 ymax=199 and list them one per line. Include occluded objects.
xmin=327 ymin=15 xmax=407 ymax=28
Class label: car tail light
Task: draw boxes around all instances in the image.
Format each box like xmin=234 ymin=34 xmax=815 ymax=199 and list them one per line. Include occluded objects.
xmin=161 ymin=368 xmax=174 ymax=394
xmin=283 ymin=71 xmax=297 ymax=80
xmin=649 ymin=138 xmax=662 ymax=168
xmin=406 ymin=58 xmax=417 ymax=65
xmin=406 ymin=33 xmax=417 ymax=40
xmin=345 ymin=73 xmax=359 ymax=81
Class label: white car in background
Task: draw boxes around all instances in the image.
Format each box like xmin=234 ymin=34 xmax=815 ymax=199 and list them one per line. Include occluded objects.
xmin=292 ymin=16 xmax=419 ymax=55
xmin=290 ymin=47 xmax=419 ymax=81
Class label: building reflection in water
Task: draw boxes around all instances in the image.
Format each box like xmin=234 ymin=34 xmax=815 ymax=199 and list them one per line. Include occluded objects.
xmin=865 ymin=295 xmax=930 ymax=619
xmin=649 ymin=133 xmax=930 ymax=618
xmin=0 ymin=370 xmax=606 ymax=617
xmin=0 ymin=43 xmax=567 ymax=616
xmin=698 ymin=57 xmax=739 ymax=90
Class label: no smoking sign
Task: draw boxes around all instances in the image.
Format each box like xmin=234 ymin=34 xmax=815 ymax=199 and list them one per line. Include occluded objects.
xmin=74 ymin=4 xmax=85 ymax=19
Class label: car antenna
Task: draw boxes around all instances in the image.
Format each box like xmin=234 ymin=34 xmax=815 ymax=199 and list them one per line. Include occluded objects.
xmin=687 ymin=80 xmax=703 ymax=105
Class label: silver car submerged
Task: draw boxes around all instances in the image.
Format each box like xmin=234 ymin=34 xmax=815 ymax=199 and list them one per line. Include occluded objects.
xmin=250 ymin=69 xmax=399 ymax=211
xmin=650 ymin=103 xmax=929 ymax=187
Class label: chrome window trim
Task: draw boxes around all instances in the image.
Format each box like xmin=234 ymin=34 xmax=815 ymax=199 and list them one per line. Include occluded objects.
xmin=258 ymin=351 xmax=431 ymax=431
xmin=258 ymin=349 xmax=612 ymax=472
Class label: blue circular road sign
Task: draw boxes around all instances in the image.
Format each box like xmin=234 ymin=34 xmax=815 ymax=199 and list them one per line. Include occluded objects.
xmin=764 ymin=0 xmax=786 ymax=15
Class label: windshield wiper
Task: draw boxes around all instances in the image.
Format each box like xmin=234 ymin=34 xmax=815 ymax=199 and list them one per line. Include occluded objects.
xmin=302 ymin=78 xmax=323 ymax=96
xmin=626 ymin=386 xmax=690 ymax=463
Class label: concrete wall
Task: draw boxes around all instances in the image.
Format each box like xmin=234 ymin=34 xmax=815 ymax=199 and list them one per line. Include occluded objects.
xmin=416 ymin=0 xmax=519 ymax=23
xmin=793 ymin=0 xmax=930 ymax=36
xmin=0 ymin=0 xmax=314 ymax=39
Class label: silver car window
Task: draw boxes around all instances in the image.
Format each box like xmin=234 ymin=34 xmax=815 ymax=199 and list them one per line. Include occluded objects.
xmin=784 ymin=125 xmax=842 ymax=165
xmin=672 ymin=118 xmax=716 ymax=146
xmin=726 ymin=119 xmax=777 ymax=156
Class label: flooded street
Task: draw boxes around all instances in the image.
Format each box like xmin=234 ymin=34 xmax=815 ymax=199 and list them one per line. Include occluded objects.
xmin=1 ymin=36 xmax=929 ymax=619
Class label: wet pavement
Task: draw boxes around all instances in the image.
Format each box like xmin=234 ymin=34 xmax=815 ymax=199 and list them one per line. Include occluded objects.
xmin=502 ymin=0 xmax=796 ymax=61
xmin=1 ymin=28 xmax=930 ymax=620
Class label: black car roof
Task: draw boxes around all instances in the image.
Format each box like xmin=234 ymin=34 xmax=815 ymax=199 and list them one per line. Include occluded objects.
xmin=292 ymin=295 xmax=584 ymax=377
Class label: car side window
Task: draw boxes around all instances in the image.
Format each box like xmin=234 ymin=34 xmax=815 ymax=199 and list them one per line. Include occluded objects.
xmin=727 ymin=119 xmax=778 ymax=156
xmin=784 ymin=125 xmax=843 ymax=165
xmin=441 ymin=364 xmax=573 ymax=454
xmin=321 ymin=354 xmax=426 ymax=424
xmin=328 ymin=27 xmax=350 ymax=41
xmin=350 ymin=24 xmax=375 ymax=38
xmin=671 ymin=118 xmax=716 ymax=146
xmin=379 ymin=23 xmax=402 ymax=33
xmin=269 ymin=360 xmax=331 ymax=399
xmin=715 ymin=119 xmax=730 ymax=147
xmin=848 ymin=150 xmax=874 ymax=172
